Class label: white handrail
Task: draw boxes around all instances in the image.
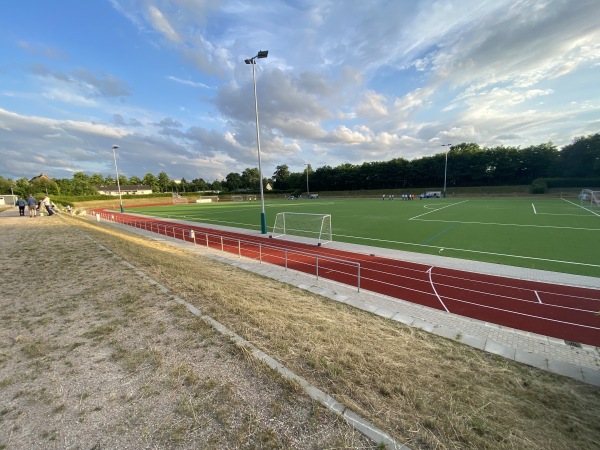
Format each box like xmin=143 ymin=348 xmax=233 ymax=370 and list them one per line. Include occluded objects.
xmin=95 ymin=212 xmax=361 ymax=292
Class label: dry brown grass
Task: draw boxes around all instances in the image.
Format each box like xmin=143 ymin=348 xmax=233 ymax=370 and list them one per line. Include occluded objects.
xmin=0 ymin=214 xmax=372 ymax=449
xmin=65 ymin=215 xmax=600 ymax=449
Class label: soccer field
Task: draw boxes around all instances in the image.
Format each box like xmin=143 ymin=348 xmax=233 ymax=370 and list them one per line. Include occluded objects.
xmin=132 ymin=197 xmax=600 ymax=278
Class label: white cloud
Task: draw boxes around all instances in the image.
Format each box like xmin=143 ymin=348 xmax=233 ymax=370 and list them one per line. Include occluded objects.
xmin=356 ymin=91 xmax=388 ymax=118
xmin=167 ymin=75 xmax=209 ymax=89
xmin=148 ymin=6 xmax=181 ymax=43
xmin=1 ymin=0 xmax=599 ymax=182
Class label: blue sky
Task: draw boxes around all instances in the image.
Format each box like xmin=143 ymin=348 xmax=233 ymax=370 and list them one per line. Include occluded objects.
xmin=1 ymin=0 xmax=599 ymax=183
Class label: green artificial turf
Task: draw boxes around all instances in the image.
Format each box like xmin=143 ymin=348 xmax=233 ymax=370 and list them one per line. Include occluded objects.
xmin=132 ymin=197 xmax=600 ymax=278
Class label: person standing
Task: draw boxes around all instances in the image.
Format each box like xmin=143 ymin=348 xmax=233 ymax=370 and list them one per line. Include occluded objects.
xmin=27 ymin=194 xmax=37 ymax=218
xmin=15 ymin=196 xmax=26 ymax=216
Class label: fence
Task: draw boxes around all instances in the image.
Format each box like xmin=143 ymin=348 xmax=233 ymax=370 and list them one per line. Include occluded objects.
xmin=89 ymin=211 xmax=361 ymax=292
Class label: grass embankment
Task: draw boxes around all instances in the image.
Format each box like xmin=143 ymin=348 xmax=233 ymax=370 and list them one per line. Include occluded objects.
xmin=68 ymin=215 xmax=600 ymax=449
xmin=0 ymin=215 xmax=369 ymax=449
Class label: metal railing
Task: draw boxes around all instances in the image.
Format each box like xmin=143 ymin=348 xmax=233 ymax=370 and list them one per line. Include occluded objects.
xmin=90 ymin=211 xmax=361 ymax=292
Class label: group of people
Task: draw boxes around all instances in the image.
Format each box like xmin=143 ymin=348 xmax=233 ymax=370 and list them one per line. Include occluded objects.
xmin=381 ymin=194 xmax=415 ymax=200
xmin=15 ymin=194 xmax=59 ymax=217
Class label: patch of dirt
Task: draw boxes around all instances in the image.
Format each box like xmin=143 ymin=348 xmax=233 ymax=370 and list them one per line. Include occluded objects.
xmin=0 ymin=211 xmax=373 ymax=449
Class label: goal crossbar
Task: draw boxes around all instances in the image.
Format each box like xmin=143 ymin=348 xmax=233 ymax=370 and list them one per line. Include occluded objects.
xmin=271 ymin=212 xmax=332 ymax=245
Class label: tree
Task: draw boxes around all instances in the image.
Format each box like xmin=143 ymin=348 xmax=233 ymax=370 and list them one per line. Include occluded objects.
xmin=179 ymin=177 xmax=189 ymax=192
xmin=128 ymin=175 xmax=141 ymax=185
xmin=559 ymin=133 xmax=600 ymax=178
xmin=30 ymin=176 xmax=58 ymax=195
xmin=209 ymin=180 xmax=223 ymax=192
xmin=70 ymin=172 xmax=98 ymax=195
xmin=15 ymin=178 xmax=31 ymax=196
xmin=90 ymin=174 xmax=105 ymax=187
xmin=157 ymin=172 xmax=170 ymax=192
xmin=241 ymin=168 xmax=260 ymax=190
xmin=0 ymin=176 xmax=15 ymax=195
xmin=272 ymin=165 xmax=291 ymax=190
xmin=142 ymin=173 xmax=158 ymax=192
xmin=224 ymin=172 xmax=242 ymax=192
xmin=517 ymin=143 xmax=559 ymax=182
xmin=191 ymin=178 xmax=208 ymax=191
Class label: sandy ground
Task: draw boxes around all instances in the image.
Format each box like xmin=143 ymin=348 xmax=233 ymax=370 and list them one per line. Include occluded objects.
xmin=0 ymin=210 xmax=373 ymax=449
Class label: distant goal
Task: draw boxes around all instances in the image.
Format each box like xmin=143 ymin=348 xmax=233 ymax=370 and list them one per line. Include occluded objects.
xmin=195 ymin=196 xmax=219 ymax=203
xmin=579 ymin=189 xmax=600 ymax=210
xmin=270 ymin=212 xmax=332 ymax=246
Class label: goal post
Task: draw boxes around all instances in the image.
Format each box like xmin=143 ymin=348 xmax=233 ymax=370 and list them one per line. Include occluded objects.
xmin=195 ymin=196 xmax=219 ymax=203
xmin=271 ymin=212 xmax=332 ymax=245
xmin=231 ymin=195 xmax=244 ymax=202
xmin=579 ymin=189 xmax=600 ymax=209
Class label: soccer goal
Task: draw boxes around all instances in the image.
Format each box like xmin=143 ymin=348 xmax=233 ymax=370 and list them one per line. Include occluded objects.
xmin=271 ymin=212 xmax=332 ymax=245
xmin=195 ymin=196 xmax=219 ymax=203
xmin=231 ymin=195 xmax=245 ymax=202
xmin=579 ymin=189 xmax=600 ymax=210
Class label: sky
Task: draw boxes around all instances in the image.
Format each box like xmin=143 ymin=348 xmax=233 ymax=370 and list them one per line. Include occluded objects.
xmin=1 ymin=0 xmax=599 ymax=184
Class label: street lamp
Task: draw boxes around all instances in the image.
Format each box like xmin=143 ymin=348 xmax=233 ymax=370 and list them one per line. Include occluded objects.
xmin=441 ymin=144 xmax=453 ymax=198
xmin=245 ymin=50 xmax=269 ymax=233
xmin=112 ymin=144 xmax=124 ymax=213
xmin=304 ymin=164 xmax=310 ymax=198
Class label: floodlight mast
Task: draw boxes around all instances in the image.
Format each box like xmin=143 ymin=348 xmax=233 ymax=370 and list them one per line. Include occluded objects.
xmin=245 ymin=50 xmax=269 ymax=233
xmin=112 ymin=144 xmax=124 ymax=213
xmin=441 ymin=144 xmax=453 ymax=199
xmin=304 ymin=163 xmax=310 ymax=197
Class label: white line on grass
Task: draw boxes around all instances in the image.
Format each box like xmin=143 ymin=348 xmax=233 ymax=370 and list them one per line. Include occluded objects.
xmin=411 ymin=218 xmax=600 ymax=231
xmin=532 ymin=203 xmax=537 ymax=214
xmin=562 ymin=198 xmax=600 ymax=217
xmin=409 ymin=200 xmax=469 ymax=220
xmin=333 ymin=232 xmax=600 ymax=269
xmin=266 ymin=202 xmax=336 ymax=208
xmin=535 ymin=212 xmax=595 ymax=217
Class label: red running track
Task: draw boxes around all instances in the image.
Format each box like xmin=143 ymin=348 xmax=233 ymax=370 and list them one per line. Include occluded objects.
xmin=92 ymin=211 xmax=600 ymax=347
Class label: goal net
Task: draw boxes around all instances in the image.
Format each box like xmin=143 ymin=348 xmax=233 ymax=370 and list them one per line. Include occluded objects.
xmin=231 ymin=195 xmax=245 ymax=201
xmin=195 ymin=196 xmax=219 ymax=203
xmin=271 ymin=212 xmax=332 ymax=245
xmin=579 ymin=189 xmax=600 ymax=210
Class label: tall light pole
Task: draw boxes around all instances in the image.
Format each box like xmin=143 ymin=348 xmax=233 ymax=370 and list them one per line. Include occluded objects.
xmin=441 ymin=144 xmax=453 ymax=199
xmin=112 ymin=144 xmax=124 ymax=213
xmin=245 ymin=50 xmax=269 ymax=233
xmin=304 ymin=164 xmax=310 ymax=198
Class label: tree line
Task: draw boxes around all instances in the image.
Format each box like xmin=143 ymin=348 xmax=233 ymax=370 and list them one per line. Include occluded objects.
xmin=1 ymin=133 xmax=598 ymax=197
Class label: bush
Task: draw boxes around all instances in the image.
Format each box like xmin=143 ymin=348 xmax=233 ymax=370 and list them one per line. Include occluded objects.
xmin=532 ymin=178 xmax=600 ymax=189
xmin=530 ymin=179 xmax=548 ymax=194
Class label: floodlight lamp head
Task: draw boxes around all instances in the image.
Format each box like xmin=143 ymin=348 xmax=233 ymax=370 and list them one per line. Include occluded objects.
xmin=257 ymin=50 xmax=268 ymax=58
xmin=244 ymin=58 xmax=254 ymax=64
xmin=112 ymin=145 xmax=119 ymax=150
